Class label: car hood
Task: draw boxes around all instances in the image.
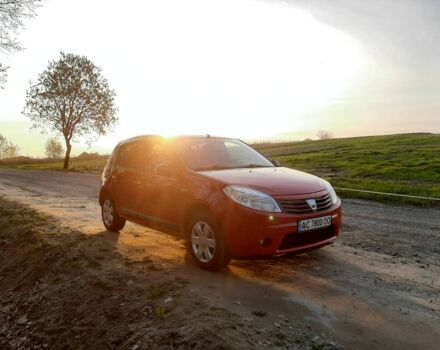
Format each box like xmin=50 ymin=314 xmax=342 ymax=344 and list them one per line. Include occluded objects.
xmin=198 ymin=167 xmax=325 ymax=196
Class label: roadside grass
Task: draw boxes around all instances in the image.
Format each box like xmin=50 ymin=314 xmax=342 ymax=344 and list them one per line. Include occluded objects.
xmin=0 ymin=157 xmax=108 ymax=174
xmin=254 ymin=133 xmax=440 ymax=207
xmin=1 ymin=133 xmax=438 ymax=206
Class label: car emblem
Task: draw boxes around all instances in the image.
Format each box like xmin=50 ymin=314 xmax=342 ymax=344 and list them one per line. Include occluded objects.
xmin=306 ymin=199 xmax=317 ymax=211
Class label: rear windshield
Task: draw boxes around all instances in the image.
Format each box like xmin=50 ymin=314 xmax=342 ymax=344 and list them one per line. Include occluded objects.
xmin=177 ymin=138 xmax=273 ymax=171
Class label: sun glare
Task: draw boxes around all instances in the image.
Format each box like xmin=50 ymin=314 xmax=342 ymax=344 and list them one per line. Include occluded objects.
xmin=6 ymin=0 xmax=370 ymax=153
xmin=96 ymin=0 xmax=370 ymax=145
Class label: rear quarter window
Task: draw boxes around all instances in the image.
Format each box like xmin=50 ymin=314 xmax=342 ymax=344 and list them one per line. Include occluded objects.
xmin=115 ymin=140 xmax=162 ymax=173
xmin=116 ymin=142 xmax=146 ymax=172
xmin=102 ymin=148 xmax=116 ymax=179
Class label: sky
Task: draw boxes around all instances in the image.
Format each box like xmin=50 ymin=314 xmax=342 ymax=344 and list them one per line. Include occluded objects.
xmin=0 ymin=0 xmax=439 ymax=156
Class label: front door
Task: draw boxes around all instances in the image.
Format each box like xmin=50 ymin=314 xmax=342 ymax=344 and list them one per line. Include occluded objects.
xmin=137 ymin=141 xmax=182 ymax=230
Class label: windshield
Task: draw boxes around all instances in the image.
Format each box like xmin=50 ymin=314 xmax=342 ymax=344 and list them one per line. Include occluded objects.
xmin=177 ymin=138 xmax=274 ymax=171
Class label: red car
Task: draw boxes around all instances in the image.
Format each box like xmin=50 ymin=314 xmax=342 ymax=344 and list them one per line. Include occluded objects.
xmin=99 ymin=135 xmax=342 ymax=270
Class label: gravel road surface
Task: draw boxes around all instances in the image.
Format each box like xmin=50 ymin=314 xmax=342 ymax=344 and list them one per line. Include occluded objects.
xmin=1 ymin=168 xmax=439 ymax=349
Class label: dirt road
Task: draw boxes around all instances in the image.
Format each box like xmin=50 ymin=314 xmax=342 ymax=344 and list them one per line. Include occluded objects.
xmin=1 ymin=168 xmax=439 ymax=349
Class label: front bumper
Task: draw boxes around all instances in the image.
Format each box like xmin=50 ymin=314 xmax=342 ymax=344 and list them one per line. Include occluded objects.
xmin=221 ymin=198 xmax=342 ymax=258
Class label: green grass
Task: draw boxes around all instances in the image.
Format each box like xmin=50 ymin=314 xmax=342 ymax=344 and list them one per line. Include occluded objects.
xmin=1 ymin=133 xmax=439 ymax=206
xmin=0 ymin=157 xmax=108 ymax=174
xmin=254 ymin=133 xmax=440 ymax=206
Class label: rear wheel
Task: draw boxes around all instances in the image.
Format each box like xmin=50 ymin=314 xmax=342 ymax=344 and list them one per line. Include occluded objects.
xmin=187 ymin=212 xmax=230 ymax=271
xmin=101 ymin=195 xmax=126 ymax=232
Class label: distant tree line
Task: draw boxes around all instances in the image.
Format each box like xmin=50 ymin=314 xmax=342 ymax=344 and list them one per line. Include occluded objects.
xmin=0 ymin=134 xmax=19 ymax=159
xmin=45 ymin=138 xmax=63 ymax=159
xmin=317 ymin=130 xmax=333 ymax=140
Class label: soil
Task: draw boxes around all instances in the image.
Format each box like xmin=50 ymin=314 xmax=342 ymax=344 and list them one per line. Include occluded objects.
xmin=0 ymin=168 xmax=439 ymax=350
xmin=0 ymin=198 xmax=335 ymax=350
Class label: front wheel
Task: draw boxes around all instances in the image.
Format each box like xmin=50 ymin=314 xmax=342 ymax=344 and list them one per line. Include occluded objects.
xmin=187 ymin=212 xmax=230 ymax=271
xmin=101 ymin=195 xmax=126 ymax=232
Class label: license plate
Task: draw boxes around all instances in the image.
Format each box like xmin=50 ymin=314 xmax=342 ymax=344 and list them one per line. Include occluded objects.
xmin=298 ymin=216 xmax=331 ymax=232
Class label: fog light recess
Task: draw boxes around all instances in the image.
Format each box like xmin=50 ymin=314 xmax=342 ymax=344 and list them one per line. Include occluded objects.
xmin=268 ymin=215 xmax=277 ymax=224
xmin=259 ymin=238 xmax=272 ymax=247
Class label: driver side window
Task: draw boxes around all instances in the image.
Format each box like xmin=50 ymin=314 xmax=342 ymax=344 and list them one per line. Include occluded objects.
xmin=148 ymin=142 xmax=178 ymax=178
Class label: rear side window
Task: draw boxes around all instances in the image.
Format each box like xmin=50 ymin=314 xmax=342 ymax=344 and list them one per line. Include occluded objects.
xmin=116 ymin=141 xmax=149 ymax=172
xmin=113 ymin=139 xmax=177 ymax=175
xmin=102 ymin=148 xmax=116 ymax=180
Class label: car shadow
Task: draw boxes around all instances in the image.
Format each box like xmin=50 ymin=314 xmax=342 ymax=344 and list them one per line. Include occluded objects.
xmin=95 ymin=229 xmax=121 ymax=245
xmin=82 ymin=223 xmax=440 ymax=350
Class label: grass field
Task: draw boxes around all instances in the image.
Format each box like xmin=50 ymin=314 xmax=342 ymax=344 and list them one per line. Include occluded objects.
xmin=0 ymin=156 xmax=108 ymax=174
xmin=1 ymin=133 xmax=439 ymax=206
xmin=255 ymin=133 xmax=440 ymax=206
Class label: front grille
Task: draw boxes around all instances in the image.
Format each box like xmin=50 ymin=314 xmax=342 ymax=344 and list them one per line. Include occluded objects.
xmin=278 ymin=226 xmax=335 ymax=250
xmin=277 ymin=192 xmax=333 ymax=214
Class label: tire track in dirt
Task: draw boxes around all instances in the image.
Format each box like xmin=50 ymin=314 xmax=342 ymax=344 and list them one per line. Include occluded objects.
xmin=1 ymin=168 xmax=439 ymax=349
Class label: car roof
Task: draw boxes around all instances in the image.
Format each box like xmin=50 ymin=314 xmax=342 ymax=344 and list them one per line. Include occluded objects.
xmin=117 ymin=134 xmax=234 ymax=147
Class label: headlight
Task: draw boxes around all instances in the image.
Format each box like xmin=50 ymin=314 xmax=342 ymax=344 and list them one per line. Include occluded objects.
xmin=321 ymin=179 xmax=338 ymax=204
xmin=223 ymin=185 xmax=281 ymax=213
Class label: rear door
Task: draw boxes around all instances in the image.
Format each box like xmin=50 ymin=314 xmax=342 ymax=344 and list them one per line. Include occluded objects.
xmin=113 ymin=141 xmax=146 ymax=217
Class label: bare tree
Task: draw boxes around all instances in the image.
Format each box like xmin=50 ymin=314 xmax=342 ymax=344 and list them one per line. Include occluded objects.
xmin=23 ymin=52 xmax=118 ymax=169
xmin=45 ymin=137 xmax=63 ymax=159
xmin=0 ymin=63 xmax=7 ymax=88
xmin=317 ymin=130 xmax=333 ymax=140
xmin=0 ymin=134 xmax=20 ymax=159
xmin=4 ymin=141 xmax=19 ymax=158
xmin=0 ymin=0 xmax=41 ymax=87
xmin=0 ymin=134 xmax=7 ymax=158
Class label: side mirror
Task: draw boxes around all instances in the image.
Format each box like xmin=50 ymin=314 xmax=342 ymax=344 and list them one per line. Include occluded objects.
xmin=155 ymin=162 xmax=178 ymax=178
xmin=271 ymin=159 xmax=281 ymax=167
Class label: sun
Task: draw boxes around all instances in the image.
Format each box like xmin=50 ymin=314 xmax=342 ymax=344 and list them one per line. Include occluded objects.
xmin=94 ymin=0 xmax=370 ymax=149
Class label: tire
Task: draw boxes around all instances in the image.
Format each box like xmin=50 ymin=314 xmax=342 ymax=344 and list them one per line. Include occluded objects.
xmin=101 ymin=194 xmax=126 ymax=232
xmin=187 ymin=211 xmax=231 ymax=271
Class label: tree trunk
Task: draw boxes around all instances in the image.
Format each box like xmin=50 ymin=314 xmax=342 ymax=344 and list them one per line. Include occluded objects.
xmin=63 ymin=140 xmax=72 ymax=169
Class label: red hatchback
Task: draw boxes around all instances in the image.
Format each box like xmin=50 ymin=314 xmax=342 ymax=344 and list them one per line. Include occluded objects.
xmin=99 ymin=135 xmax=342 ymax=270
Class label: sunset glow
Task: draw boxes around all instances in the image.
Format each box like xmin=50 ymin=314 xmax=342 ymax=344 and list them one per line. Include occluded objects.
xmin=1 ymin=0 xmax=438 ymax=157
xmin=108 ymin=0 xmax=371 ymax=142
xmin=0 ymin=2 xmax=439 ymax=347
xmin=0 ymin=0 xmax=371 ymax=155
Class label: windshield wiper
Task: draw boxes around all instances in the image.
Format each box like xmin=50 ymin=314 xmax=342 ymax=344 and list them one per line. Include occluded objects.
xmin=235 ymin=164 xmax=271 ymax=169
xmin=195 ymin=165 xmax=236 ymax=171
xmin=196 ymin=164 xmax=271 ymax=171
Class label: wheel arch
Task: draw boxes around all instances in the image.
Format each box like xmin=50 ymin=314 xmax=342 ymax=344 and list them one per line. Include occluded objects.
xmin=99 ymin=188 xmax=111 ymax=206
xmin=182 ymin=201 xmax=218 ymax=235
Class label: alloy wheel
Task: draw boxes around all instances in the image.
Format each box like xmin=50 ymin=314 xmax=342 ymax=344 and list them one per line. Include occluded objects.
xmin=191 ymin=221 xmax=216 ymax=263
xmin=102 ymin=199 xmax=114 ymax=227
